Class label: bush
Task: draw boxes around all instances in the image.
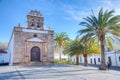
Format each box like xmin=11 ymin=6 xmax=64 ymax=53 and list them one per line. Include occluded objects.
xmin=54 ymin=59 xmax=60 ymax=64
xmin=67 ymin=60 xmax=76 ymax=64
xmin=54 ymin=59 xmax=75 ymax=65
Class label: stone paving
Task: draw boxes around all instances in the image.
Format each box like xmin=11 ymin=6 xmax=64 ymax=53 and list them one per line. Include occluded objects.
xmin=0 ymin=64 xmax=120 ymax=80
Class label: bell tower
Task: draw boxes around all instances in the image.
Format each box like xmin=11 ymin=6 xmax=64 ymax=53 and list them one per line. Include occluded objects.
xmin=27 ymin=10 xmax=44 ymax=29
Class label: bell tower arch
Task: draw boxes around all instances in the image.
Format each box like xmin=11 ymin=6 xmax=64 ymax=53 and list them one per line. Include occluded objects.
xmin=27 ymin=10 xmax=44 ymax=29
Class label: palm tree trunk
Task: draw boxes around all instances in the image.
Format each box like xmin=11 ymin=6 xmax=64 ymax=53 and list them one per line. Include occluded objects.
xmin=83 ymin=54 xmax=88 ymax=66
xmin=99 ymin=35 xmax=106 ymax=70
xmin=59 ymin=48 xmax=62 ymax=62
xmin=59 ymin=53 xmax=62 ymax=62
xmin=76 ymin=56 xmax=79 ymax=65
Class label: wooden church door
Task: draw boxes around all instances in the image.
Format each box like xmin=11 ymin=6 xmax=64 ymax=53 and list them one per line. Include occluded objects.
xmin=31 ymin=46 xmax=40 ymax=61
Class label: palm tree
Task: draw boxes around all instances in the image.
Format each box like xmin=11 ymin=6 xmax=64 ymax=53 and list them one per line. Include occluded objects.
xmin=78 ymin=8 xmax=120 ymax=70
xmin=54 ymin=32 xmax=69 ymax=61
xmin=64 ymin=39 xmax=100 ymax=65
xmin=80 ymin=38 xmax=101 ymax=66
xmin=63 ymin=39 xmax=84 ymax=65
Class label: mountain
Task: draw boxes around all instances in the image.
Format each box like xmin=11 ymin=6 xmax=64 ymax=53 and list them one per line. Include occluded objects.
xmin=0 ymin=42 xmax=8 ymax=50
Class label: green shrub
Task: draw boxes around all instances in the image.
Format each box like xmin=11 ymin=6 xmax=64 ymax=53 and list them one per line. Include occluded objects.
xmin=67 ymin=60 xmax=76 ymax=65
xmin=54 ymin=59 xmax=60 ymax=64
xmin=54 ymin=59 xmax=75 ymax=65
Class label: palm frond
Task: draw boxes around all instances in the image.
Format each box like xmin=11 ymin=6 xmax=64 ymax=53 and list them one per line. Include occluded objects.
xmin=107 ymin=37 xmax=113 ymax=50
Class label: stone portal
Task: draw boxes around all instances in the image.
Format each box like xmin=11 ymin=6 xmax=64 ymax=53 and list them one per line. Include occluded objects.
xmin=31 ymin=46 xmax=40 ymax=62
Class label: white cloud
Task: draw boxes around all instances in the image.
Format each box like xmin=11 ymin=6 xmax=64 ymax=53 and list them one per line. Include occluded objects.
xmin=98 ymin=0 xmax=120 ymax=16
xmin=64 ymin=5 xmax=91 ymax=21
xmin=114 ymin=9 xmax=120 ymax=15
xmin=64 ymin=0 xmax=120 ymax=21
xmin=100 ymin=0 xmax=112 ymax=7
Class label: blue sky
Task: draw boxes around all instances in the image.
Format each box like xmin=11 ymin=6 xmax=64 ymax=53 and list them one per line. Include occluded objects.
xmin=0 ymin=0 xmax=120 ymax=42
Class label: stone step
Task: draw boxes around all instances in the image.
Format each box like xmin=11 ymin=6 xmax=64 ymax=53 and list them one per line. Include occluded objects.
xmin=26 ymin=62 xmax=51 ymax=66
xmin=29 ymin=62 xmax=45 ymax=66
xmin=13 ymin=62 xmax=51 ymax=66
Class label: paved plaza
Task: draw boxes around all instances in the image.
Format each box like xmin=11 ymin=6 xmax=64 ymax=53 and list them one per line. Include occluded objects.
xmin=0 ymin=64 xmax=120 ymax=80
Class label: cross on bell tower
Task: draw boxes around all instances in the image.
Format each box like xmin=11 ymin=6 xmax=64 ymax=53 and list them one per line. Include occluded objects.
xmin=27 ymin=10 xmax=44 ymax=29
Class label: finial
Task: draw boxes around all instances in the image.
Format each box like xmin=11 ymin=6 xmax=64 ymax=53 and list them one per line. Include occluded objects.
xmin=18 ymin=23 xmax=20 ymax=27
xmin=48 ymin=27 xmax=51 ymax=30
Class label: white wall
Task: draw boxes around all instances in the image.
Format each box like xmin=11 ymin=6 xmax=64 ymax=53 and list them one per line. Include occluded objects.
xmin=54 ymin=53 xmax=68 ymax=60
xmin=79 ymin=55 xmax=84 ymax=63
xmin=8 ymin=34 xmax=14 ymax=65
xmin=0 ymin=53 xmax=9 ymax=63
xmin=88 ymin=55 xmax=101 ymax=65
xmin=116 ymin=53 xmax=120 ymax=66
xmin=69 ymin=50 xmax=120 ymax=67
xmin=106 ymin=50 xmax=120 ymax=66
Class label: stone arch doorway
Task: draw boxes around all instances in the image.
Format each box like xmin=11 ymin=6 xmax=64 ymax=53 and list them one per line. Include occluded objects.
xmin=31 ymin=46 xmax=40 ymax=62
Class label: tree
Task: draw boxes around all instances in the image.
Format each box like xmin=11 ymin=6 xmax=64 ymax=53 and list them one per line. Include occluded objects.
xmin=80 ymin=38 xmax=101 ymax=66
xmin=63 ymin=39 xmax=84 ymax=65
xmin=78 ymin=8 xmax=120 ymax=70
xmin=54 ymin=32 xmax=69 ymax=61
xmin=64 ymin=39 xmax=100 ymax=66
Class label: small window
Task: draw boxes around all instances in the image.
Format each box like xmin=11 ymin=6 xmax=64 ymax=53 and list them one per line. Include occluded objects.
xmin=34 ymin=34 xmax=37 ymax=37
xmin=98 ymin=58 xmax=100 ymax=62
xmin=90 ymin=59 xmax=92 ymax=64
xmin=94 ymin=58 xmax=96 ymax=64
xmin=119 ymin=56 xmax=120 ymax=61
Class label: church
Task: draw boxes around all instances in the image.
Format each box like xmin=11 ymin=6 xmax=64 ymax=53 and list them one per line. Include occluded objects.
xmin=8 ymin=10 xmax=54 ymax=65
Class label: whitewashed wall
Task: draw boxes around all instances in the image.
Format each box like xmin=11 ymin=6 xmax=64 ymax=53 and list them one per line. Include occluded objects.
xmin=116 ymin=53 xmax=120 ymax=66
xmin=0 ymin=53 xmax=9 ymax=63
xmin=54 ymin=53 xmax=68 ymax=60
xmin=79 ymin=55 xmax=84 ymax=63
xmin=8 ymin=34 xmax=14 ymax=65
xmin=87 ymin=55 xmax=101 ymax=65
xmin=69 ymin=50 xmax=120 ymax=67
xmin=106 ymin=51 xmax=120 ymax=66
